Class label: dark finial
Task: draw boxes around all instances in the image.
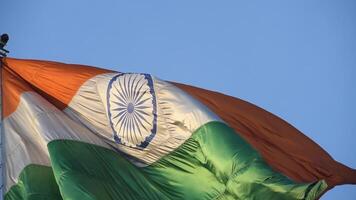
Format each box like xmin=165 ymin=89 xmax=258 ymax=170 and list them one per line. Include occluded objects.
xmin=0 ymin=33 xmax=9 ymax=57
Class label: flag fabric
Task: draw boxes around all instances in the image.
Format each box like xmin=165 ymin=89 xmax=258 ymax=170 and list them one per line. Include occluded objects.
xmin=1 ymin=57 xmax=355 ymax=200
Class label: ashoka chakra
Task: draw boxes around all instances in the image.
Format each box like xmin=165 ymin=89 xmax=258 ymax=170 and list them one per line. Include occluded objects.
xmin=107 ymin=73 xmax=157 ymax=148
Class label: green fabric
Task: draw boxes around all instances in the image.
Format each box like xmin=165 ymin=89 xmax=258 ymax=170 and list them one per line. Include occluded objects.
xmin=5 ymin=165 xmax=62 ymax=200
xmin=47 ymin=121 xmax=327 ymax=200
xmin=143 ymin=122 xmax=327 ymax=200
xmin=6 ymin=122 xmax=327 ymax=199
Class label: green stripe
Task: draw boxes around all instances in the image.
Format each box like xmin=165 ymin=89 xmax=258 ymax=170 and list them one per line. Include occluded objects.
xmin=5 ymin=165 xmax=62 ymax=200
xmin=143 ymin=121 xmax=327 ymax=200
xmin=48 ymin=139 xmax=167 ymax=200
xmin=6 ymin=121 xmax=327 ymax=199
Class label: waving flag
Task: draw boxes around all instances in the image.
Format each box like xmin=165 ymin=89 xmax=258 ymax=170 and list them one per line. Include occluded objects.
xmin=1 ymin=58 xmax=355 ymax=200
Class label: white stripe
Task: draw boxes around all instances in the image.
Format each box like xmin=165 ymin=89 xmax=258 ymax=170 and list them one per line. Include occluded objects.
xmin=3 ymin=92 xmax=110 ymax=191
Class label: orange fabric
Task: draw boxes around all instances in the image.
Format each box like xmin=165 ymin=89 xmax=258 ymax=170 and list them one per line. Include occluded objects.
xmin=174 ymin=82 xmax=356 ymax=190
xmin=1 ymin=66 xmax=33 ymax=118
xmin=2 ymin=57 xmax=111 ymax=116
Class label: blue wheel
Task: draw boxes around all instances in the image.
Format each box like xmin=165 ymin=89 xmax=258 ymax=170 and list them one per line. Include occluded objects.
xmin=107 ymin=73 xmax=157 ymax=148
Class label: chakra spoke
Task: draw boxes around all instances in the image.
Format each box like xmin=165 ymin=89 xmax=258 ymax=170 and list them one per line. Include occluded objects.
xmin=118 ymin=78 xmax=129 ymax=99
xmin=121 ymin=76 xmax=127 ymax=99
xmin=122 ymin=114 xmax=129 ymax=140
xmin=134 ymin=111 xmax=151 ymax=127
xmin=128 ymin=116 xmax=137 ymax=144
xmin=130 ymin=75 xmax=140 ymax=104
xmin=112 ymin=107 xmax=127 ymax=112
xmin=116 ymin=112 xmax=127 ymax=134
xmin=112 ymin=101 xmax=127 ymax=108
xmin=127 ymin=75 xmax=134 ymax=102
xmin=133 ymin=80 xmax=146 ymax=102
xmin=133 ymin=112 xmax=149 ymax=132
xmin=135 ymin=89 xmax=149 ymax=105
xmin=132 ymin=114 xmax=142 ymax=137
xmin=123 ymin=75 xmax=131 ymax=102
xmin=136 ymin=109 xmax=150 ymax=117
xmin=112 ymin=109 xmax=127 ymax=120
xmin=135 ymin=105 xmax=150 ymax=110
xmin=135 ymin=97 xmax=151 ymax=106
xmin=112 ymin=90 xmax=127 ymax=105
xmin=132 ymin=76 xmax=141 ymax=102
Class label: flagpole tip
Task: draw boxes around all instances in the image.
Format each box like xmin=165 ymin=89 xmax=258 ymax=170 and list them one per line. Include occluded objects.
xmin=0 ymin=33 xmax=10 ymax=57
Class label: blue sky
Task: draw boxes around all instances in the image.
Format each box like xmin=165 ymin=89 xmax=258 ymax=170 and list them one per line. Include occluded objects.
xmin=2 ymin=0 xmax=356 ymax=199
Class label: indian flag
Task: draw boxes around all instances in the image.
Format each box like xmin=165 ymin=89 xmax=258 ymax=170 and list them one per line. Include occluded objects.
xmin=1 ymin=58 xmax=355 ymax=200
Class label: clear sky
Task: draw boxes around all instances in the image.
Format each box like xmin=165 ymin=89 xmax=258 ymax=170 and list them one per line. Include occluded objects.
xmin=2 ymin=0 xmax=356 ymax=199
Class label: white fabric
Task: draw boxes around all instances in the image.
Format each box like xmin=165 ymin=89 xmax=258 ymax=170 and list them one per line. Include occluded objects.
xmin=65 ymin=73 xmax=221 ymax=165
xmin=3 ymin=92 xmax=110 ymax=191
xmin=3 ymin=72 xmax=221 ymax=191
